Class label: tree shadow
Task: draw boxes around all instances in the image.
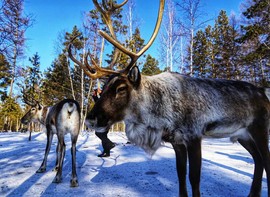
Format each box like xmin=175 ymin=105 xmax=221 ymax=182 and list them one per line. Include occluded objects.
xmin=3 ymin=133 xmax=88 ymax=197
xmin=1 ymin=133 xmax=268 ymax=197
xmin=215 ymin=151 xmax=253 ymax=163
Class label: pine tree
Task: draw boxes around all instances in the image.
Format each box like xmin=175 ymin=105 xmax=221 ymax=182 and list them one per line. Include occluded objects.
xmin=141 ymin=54 xmax=161 ymax=76
xmin=19 ymin=52 xmax=42 ymax=134
xmin=42 ymin=54 xmax=72 ymax=105
xmin=0 ymin=54 xmax=11 ymax=101
xmin=64 ymin=26 xmax=85 ymax=102
xmin=193 ymin=30 xmax=208 ymax=78
xmin=192 ymin=11 xmax=241 ymax=80
xmin=240 ymin=0 xmax=270 ymax=85
xmin=0 ymin=96 xmax=22 ymax=131
xmin=204 ymin=25 xmax=217 ymax=79
xmin=21 ymin=53 xmax=42 ymax=101
xmin=213 ymin=10 xmax=236 ymax=79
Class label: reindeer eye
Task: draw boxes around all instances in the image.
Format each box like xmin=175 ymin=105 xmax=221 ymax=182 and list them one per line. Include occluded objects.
xmin=116 ymin=85 xmax=127 ymax=94
xmin=31 ymin=108 xmax=36 ymax=111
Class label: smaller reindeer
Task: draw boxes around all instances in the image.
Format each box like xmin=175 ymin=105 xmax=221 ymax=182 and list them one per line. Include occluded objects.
xmin=21 ymin=98 xmax=81 ymax=187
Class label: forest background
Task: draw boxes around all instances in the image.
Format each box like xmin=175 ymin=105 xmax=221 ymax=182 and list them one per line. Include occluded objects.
xmin=0 ymin=0 xmax=269 ymax=132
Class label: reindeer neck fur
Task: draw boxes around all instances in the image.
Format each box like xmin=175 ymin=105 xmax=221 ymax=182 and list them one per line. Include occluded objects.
xmin=124 ymin=72 xmax=185 ymax=154
xmin=123 ymin=72 xmax=270 ymax=154
xmin=36 ymin=106 xmax=50 ymax=125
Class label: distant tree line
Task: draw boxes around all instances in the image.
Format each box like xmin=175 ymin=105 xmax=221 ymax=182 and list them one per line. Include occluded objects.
xmin=160 ymin=0 xmax=270 ymax=86
xmin=0 ymin=0 xmax=269 ymax=131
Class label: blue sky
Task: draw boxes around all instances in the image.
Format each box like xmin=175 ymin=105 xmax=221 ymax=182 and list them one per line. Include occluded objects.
xmin=23 ymin=0 xmax=244 ymax=71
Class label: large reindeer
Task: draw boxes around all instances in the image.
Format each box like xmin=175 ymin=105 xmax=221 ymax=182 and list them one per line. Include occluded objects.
xmin=21 ymin=97 xmax=81 ymax=187
xmin=69 ymin=0 xmax=270 ymax=196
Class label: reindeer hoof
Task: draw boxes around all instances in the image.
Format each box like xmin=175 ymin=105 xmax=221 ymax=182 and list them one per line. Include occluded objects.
xmin=36 ymin=168 xmax=46 ymax=173
xmin=248 ymin=192 xmax=261 ymax=197
xmin=52 ymin=176 xmax=62 ymax=183
xmin=53 ymin=167 xmax=59 ymax=172
xmin=70 ymin=179 xmax=79 ymax=187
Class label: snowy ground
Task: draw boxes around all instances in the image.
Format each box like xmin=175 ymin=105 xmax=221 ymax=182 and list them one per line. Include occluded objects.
xmin=0 ymin=131 xmax=268 ymax=197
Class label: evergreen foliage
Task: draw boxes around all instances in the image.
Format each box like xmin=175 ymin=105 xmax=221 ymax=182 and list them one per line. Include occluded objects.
xmin=141 ymin=54 xmax=161 ymax=76
xmin=192 ymin=8 xmax=269 ymax=85
xmin=0 ymin=96 xmax=22 ymax=131
xmin=0 ymin=54 xmax=11 ymax=101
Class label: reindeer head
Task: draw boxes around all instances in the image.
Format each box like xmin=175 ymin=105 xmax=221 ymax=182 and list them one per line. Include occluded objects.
xmin=68 ymin=0 xmax=164 ymax=132
xmin=21 ymin=90 xmax=43 ymax=125
xmin=87 ymin=66 xmax=141 ymax=131
xmin=21 ymin=104 xmax=43 ymax=125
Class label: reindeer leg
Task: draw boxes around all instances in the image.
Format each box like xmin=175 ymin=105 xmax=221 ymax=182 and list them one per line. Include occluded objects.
xmin=37 ymin=130 xmax=53 ymax=173
xmin=187 ymin=137 xmax=201 ymax=197
xmin=238 ymin=138 xmax=263 ymax=197
xmin=70 ymin=134 xmax=79 ymax=187
xmin=28 ymin=130 xmax=32 ymax=141
xmin=255 ymin=143 xmax=270 ymax=197
xmin=53 ymin=141 xmax=60 ymax=171
xmin=246 ymin=120 xmax=270 ymax=197
xmin=172 ymin=143 xmax=188 ymax=197
xmin=53 ymin=134 xmax=65 ymax=183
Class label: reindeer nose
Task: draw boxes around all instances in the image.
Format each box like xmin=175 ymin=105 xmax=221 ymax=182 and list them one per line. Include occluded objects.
xmin=21 ymin=119 xmax=28 ymax=125
xmin=87 ymin=111 xmax=95 ymax=120
xmin=85 ymin=118 xmax=97 ymax=128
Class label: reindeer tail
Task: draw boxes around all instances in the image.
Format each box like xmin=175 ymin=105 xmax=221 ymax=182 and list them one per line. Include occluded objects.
xmin=67 ymin=102 xmax=76 ymax=114
xmin=264 ymin=88 xmax=270 ymax=101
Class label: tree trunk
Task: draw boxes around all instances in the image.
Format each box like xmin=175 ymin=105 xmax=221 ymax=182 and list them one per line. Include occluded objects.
xmin=81 ymin=80 xmax=93 ymax=130
xmin=190 ymin=28 xmax=194 ymax=76
xmin=9 ymin=48 xmax=17 ymax=97
xmin=80 ymin=47 xmax=86 ymax=129
xmin=66 ymin=54 xmax=75 ymax=99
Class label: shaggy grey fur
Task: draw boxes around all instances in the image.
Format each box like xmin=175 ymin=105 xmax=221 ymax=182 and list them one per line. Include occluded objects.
xmin=121 ymin=72 xmax=270 ymax=154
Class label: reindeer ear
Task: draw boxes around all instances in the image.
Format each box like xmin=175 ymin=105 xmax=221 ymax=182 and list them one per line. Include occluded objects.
xmin=37 ymin=103 xmax=42 ymax=110
xmin=128 ymin=66 xmax=141 ymax=89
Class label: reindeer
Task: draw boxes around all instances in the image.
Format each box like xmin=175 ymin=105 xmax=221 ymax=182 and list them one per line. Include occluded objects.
xmin=21 ymin=98 xmax=81 ymax=187
xmin=69 ymin=0 xmax=270 ymax=196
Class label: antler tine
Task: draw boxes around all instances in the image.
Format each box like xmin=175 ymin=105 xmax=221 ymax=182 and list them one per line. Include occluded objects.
xmin=69 ymin=0 xmax=164 ymax=79
xmin=92 ymin=0 xmax=126 ymax=70
xmin=68 ymin=41 xmax=119 ymax=79
xmin=93 ymin=0 xmax=127 ymax=38
xmin=68 ymin=42 xmax=87 ymax=70
xmin=110 ymin=0 xmax=128 ymax=11
xmin=101 ymin=0 xmax=108 ymax=11
xmin=108 ymin=49 xmax=120 ymax=69
xmin=85 ymin=52 xmax=120 ymax=78
xmin=99 ymin=0 xmax=165 ymax=73
xmin=95 ymin=0 xmax=128 ymax=15
xmin=68 ymin=36 xmax=100 ymax=79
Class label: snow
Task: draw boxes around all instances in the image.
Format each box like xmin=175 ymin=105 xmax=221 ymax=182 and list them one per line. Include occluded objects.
xmin=0 ymin=131 xmax=268 ymax=197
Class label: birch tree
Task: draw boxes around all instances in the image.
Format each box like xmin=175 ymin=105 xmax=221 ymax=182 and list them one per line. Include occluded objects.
xmin=176 ymin=0 xmax=206 ymax=76
xmin=81 ymin=9 xmax=103 ymax=130
xmin=0 ymin=0 xmax=32 ymax=97
xmin=125 ymin=0 xmax=136 ymax=41
xmin=158 ymin=0 xmax=182 ymax=72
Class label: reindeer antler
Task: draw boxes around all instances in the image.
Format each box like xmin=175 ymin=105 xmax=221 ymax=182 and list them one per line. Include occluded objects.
xmin=99 ymin=0 xmax=165 ymax=74
xmin=68 ymin=0 xmax=164 ymax=79
xmin=21 ymin=88 xmax=39 ymax=107
xmin=68 ymin=37 xmax=120 ymax=79
xmin=68 ymin=0 xmax=127 ymax=79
